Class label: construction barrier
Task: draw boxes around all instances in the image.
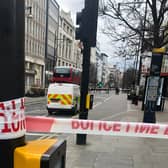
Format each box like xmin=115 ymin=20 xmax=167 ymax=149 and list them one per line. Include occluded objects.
xmin=26 ymin=115 xmax=168 ymax=139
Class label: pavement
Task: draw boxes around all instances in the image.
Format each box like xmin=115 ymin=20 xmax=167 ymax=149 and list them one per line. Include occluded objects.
xmin=64 ymin=95 xmax=168 ymax=168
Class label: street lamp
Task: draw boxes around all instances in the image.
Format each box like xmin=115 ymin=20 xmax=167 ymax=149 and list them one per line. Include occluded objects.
xmin=137 ymin=0 xmax=148 ymax=86
xmin=25 ymin=6 xmax=33 ymax=19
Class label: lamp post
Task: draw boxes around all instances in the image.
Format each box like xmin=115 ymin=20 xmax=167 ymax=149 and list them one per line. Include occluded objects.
xmin=53 ymin=30 xmax=58 ymax=69
xmin=25 ymin=6 xmax=33 ymax=19
xmin=137 ymin=0 xmax=148 ymax=86
xmin=25 ymin=5 xmax=33 ymax=92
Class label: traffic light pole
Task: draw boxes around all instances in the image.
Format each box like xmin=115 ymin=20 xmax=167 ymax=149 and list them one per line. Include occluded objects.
xmin=0 ymin=1 xmax=25 ymax=167
xmin=76 ymin=41 xmax=91 ymax=145
xmin=75 ymin=0 xmax=98 ymax=145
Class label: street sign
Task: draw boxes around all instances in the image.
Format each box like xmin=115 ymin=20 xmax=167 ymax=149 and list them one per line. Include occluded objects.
xmin=150 ymin=48 xmax=165 ymax=76
xmin=150 ymin=53 xmax=163 ymax=76
xmin=146 ymin=77 xmax=159 ymax=101
xmin=97 ymin=82 xmax=103 ymax=88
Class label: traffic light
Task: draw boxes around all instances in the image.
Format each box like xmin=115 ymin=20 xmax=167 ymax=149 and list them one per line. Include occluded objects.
xmin=75 ymin=0 xmax=99 ymax=47
xmin=75 ymin=9 xmax=86 ymax=41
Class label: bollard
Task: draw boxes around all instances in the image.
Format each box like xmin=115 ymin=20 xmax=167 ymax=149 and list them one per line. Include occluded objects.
xmin=14 ymin=139 xmax=66 ymax=168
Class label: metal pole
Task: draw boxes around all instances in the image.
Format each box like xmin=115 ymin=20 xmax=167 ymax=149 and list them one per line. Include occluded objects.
xmin=76 ymin=41 xmax=91 ymax=145
xmin=45 ymin=0 xmax=49 ymax=88
xmin=53 ymin=30 xmax=57 ymax=68
xmin=122 ymin=57 xmax=127 ymax=89
xmin=0 ymin=0 xmax=25 ymax=167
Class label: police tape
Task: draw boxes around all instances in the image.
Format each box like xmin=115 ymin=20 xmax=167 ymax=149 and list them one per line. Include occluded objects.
xmin=0 ymin=98 xmax=26 ymax=139
xmin=26 ymin=116 xmax=168 ymax=139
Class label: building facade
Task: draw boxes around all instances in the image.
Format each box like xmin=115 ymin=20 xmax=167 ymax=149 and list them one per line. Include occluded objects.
xmin=25 ymin=0 xmax=46 ymax=93
xmin=45 ymin=0 xmax=59 ymax=87
xmin=57 ymin=10 xmax=82 ymax=69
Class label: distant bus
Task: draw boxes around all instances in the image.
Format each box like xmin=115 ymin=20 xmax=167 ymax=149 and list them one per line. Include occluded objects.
xmin=50 ymin=66 xmax=81 ymax=85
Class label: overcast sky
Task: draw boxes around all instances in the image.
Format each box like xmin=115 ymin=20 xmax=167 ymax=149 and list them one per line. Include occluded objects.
xmin=56 ymin=0 xmax=122 ymax=67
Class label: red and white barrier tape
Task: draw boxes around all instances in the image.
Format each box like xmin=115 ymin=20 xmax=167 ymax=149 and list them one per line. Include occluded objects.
xmin=0 ymin=98 xmax=26 ymax=139
xmin=26 ymin=116 xmax=168 ymax=139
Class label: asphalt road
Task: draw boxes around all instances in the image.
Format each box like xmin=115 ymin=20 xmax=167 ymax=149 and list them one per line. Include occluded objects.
xmin=25 ymin=91 xmax=128 ymax=141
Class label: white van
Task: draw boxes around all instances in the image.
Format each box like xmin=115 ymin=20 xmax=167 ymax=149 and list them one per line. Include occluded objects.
xmin=47 ymin=83 xmax=80 ymax=115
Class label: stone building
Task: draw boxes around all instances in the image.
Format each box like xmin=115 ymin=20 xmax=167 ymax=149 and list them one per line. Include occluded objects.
xmin=25 ymin=0 xmax=47 ymax=92
xmin=57 ymin=10 xmax=82 ymax=69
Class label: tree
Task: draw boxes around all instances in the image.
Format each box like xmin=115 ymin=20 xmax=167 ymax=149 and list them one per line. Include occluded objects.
xmin=123 ymin=67 xmax=137 ymax=89
xmin=99 ymin=0 xmax=168 ymax=49
xmin=100 ymin=0 xmax=168 ymax=123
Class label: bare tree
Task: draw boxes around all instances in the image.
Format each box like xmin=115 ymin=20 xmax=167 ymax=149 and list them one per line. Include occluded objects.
xmin=99 ymin=0 xmax=168 ymax=49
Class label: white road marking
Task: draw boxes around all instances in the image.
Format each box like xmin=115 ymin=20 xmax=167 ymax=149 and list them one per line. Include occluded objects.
xmin=26 ymin=132 xmax=59 ymax=137
xmin=93 ymin=102 xmax=102 ymax=108
xmin=93 ymin=95 xmax=113 ymax=108
xmin=103 ymin=95 xmax=113 ymax=102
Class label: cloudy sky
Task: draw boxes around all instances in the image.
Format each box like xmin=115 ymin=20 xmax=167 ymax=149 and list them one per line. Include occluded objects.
xmin=56 ymin=0 xmax=122 ymax=67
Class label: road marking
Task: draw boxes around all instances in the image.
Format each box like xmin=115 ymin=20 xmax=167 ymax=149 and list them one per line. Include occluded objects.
xmin=93 ymin=95 xmax=113 ymax=108
xmin=26 ymin=132 xmax=59 ymax=136
xmin=93 ymin=102 xmax=102 ymax=108
xmin=72 ymin=115 xmax=78 ymax=119
xmin=103 ymin=95 xmax=113 ymax=102
xmin=96 ymin=96 xmax=109 ymax=99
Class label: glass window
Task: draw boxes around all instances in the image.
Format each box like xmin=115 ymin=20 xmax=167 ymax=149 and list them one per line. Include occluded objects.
xmin=54 ymin=68 xmax=70 ymax=77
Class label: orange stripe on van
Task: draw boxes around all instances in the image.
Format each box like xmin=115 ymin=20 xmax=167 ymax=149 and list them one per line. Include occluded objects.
xmin=48 ymin=94 xmax=72 ymax=105
xmin=62 ymin=95 xmax=72 ymax=105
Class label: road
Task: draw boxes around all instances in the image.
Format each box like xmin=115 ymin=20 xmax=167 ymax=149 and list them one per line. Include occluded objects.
xmin=25 ymin=91 xmax=128 ymax=141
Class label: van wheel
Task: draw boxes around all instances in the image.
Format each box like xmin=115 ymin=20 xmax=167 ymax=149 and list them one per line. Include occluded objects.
xmin=76 ymin=102 xmax=80 ymax=113
xmin=48 ymin=109 xmax=53 ymax=115
xmin=72 ymin=105 xmax=77 ymax=115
